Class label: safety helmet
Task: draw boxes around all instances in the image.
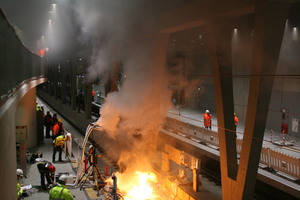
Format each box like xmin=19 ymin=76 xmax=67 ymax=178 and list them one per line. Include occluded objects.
xmin=58 ymin=174 xmax=68 ymax=183
xmin=35 ymin=158 xmax=43 ymax=162
xmin=48 ymin=164 xmax=56 ymax=173
xmin=206 ymin=110 xmax=210 ymax=113
xmin=66 ymin=132 xmax=72 ymax=138
xmin=58 ymin=118 xmax=62 ymax=123
xmin=16 ymin=169 xmax=24 ymax=177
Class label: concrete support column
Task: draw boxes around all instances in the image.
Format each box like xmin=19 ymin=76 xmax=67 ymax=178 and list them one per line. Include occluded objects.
xmin=85 ymin=83 xmax=92 ymax=119
xmin=0 ymin=107 xmax=17 ymax=200
xmin=111 ymin=62 xmax=120 ymax=92
xmin=192 ymin=168 xmax=200 ymax=192
xmin=15 ymin=87 xmax=37 ymax=148
xmin=49 ymin=64 xmax=55 ymax=96
xmin=205 ymin=1 xmax=290 ymax=199
xmin=54 ymin=64 xmax=58 ymax=98
xmin=71 ymin=57 xmax=77 ymax=110
xmin=61 ymin=63 xmax=66 ymax=104
xmin=205 ymin=17 xmax=238 ymax=200
xmin=234 ymin=1 xmax=290 ymax=200
xmin=161 ymin=152 xmax=170 ymax=172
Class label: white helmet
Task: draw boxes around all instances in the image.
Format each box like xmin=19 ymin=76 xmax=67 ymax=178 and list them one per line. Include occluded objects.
xmin=58 ymin=174 xmax=68 ymax=183
xmin=35 ymin=158 xmax=43 ymax=162
xmin=16 ymin=169 xmax=24 ymax=177
xmin=206 ymin=110 xmax=210 ymax=113
xmin=66 ymin=133 xmax=72 ymax=138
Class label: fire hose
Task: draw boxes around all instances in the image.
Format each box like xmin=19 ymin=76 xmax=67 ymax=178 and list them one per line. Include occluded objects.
xmin=65 ymin=123 xmax=124 ymax=200
xmin=66 ymin=122 xmax=104 ymax=188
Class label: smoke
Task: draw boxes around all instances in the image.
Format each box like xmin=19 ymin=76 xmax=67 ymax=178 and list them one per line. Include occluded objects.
xmin=73 ymin=1 xmax=173 ymax=169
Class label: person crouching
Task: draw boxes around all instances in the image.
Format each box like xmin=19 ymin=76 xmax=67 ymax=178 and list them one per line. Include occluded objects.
xmin=35 ymin=158 xmax=56 ymax=190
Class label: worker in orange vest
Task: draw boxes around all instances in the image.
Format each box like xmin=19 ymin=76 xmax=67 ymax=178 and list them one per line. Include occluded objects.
xmin=203 ymin=110 xmax=212 ymax=130
xmin=234 ymin=113 xmax=239 ymax=132
xmin=52 ymin=118 xmax=64 ymax=140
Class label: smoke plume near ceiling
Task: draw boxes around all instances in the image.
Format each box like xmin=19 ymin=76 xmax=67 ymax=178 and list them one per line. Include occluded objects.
xmin=73 ymin=1 xmax=173 ymax=169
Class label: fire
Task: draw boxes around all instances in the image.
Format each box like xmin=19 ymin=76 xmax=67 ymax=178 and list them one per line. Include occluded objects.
xmin=118 ymin=171 xmax=158 ymax=200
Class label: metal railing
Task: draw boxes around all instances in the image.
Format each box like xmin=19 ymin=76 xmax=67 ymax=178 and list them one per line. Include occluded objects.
xmin=163 ymin=117 xmax=300 ymax=180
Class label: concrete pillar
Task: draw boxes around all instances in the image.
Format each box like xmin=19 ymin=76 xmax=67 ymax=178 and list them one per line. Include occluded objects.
xmin=0 ymin=105 xmax=17 ymax=200
xmin=16 ymin=87 xmax=37 ymax=148
xmin=54 ymin=64 xmax=58 ymax=99
xmin=85 ymin=83 xmax=92 ymax=119
xmin=71 ymin=58 xmax=77 ymax=110
xmin=192 ymin=168 xmax=200 ymax=192
xmin=61 ymin=62 xmax=66 ymax=104
xmin=234 ymin=1 xmax=290 ymax=200
xmin=205 ymin=18 xmax=238 ymax=200
xmin=111 ymin=62 xmax=120 ymax=92
xmin=205 ymin=1 xmax=290 ymax=200
xmin=161 ymin=152 xmax=170 ymax=172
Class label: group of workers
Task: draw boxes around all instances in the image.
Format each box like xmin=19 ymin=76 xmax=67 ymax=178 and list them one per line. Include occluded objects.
xmin=43 ymin=111 xmax=64 ymax=140
xmin=203 ymin=109 xmax=239 ymax=132
xmin=16 ymin=167 xmax=73 ymax=200
xmin=42 ymin=110 xmax=73 ymax=163
xmin=16 ymin=105 xmax=74 ymax=199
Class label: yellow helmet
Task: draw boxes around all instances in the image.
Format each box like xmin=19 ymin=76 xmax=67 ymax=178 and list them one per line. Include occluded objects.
xmin=58 ymin=118 xmax=62 ymax=123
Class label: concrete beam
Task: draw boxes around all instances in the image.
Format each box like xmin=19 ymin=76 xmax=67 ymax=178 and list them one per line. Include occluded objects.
xmin=158 ymin=0 xmax=254 ymax=34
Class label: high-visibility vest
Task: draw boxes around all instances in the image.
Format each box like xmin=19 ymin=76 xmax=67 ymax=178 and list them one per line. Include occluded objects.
xmin=49 ymin=184 xmax=73 ymax=200
xmin=203 ymin=113 xmax=212 ymax=127
xmin=17 ymin=181 xmax=23 ymax=199
xmin=53 ymin=135 xmax=68 ymax=147
xmin=234 ymin=116 xmax=239 ymax=125
xmin=53 ymin=123 xmax=64 ymax=136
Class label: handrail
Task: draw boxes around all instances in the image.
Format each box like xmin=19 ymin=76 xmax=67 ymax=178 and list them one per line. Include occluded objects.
xmin=163 ymin=117 xmax=300 ymax=180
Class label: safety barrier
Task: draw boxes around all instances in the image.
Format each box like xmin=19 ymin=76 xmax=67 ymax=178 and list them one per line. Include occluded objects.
xmin=163 ymin=116 xmax=300 ymax=180
xmin=260 ymin=148 xmax=300 ymax=179
xmin=164 ymin=118 xmax=219 ymax=147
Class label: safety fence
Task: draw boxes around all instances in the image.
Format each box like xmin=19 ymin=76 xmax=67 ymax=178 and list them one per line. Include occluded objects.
xmin=163 ymin=117 xmax=300 ymax=180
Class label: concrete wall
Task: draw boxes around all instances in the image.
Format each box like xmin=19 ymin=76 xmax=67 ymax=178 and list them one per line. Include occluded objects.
xmin=0 ymin=100 xmax=18 ymax=200
xmin=0 ymin=7 xmax=44 ymax=100
xmin=169 ymin=22 xmax=300 ymax=138
xmin=15 ymin=87 xmax=37 ymax=148
xmin=0 ymin=6 xmax=46 ymax=199
xmin=0 ymin=79 xmax=45 ymax=200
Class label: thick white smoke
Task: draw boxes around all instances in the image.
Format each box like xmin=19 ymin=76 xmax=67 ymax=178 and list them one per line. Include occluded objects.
xmin=73 ymin=0 xmax=173 ymax=169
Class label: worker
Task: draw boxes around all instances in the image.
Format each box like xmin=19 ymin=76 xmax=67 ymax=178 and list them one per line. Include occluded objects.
xmin=36 ymin=158 xmax=56 ymax=190
xmin=52 ymin=118 xmax=64 ymax=140
xmin=49 ymin=174 xmax=74 ymax=200
xmin=44 ymin=111 xmax=53 ymax=138
xmin=36 ymin=103 xmax=43 ymax=112
xmin=234 ymin=113 xmax=239 ymax=132
xmin=52 ymin=133 xmax=71 ymax=163
xmin=52 ymin=113 xmax=58 ymax=124
xmin=203 ymin=110 xmax=212 ymax=130
xmin=16 ymin=169 xmax=25 ymax=199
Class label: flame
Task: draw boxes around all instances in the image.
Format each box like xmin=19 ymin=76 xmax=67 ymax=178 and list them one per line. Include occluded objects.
xmin=119 ymin=171 xmax=158 ymax=200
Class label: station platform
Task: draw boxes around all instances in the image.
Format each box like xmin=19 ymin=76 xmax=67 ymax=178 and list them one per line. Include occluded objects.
xmin=167 ymin=106 xmax=300 ymax=158
xmin=21 ymin=99 xmax=224 ymax=200
xmin=21 ymin=98 xmax=103 ymax=200
xmin=24 ymin=98 xmax=299 ymax=199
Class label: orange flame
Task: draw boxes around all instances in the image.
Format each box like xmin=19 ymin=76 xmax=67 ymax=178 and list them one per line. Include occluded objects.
xmin=118 ymin=171 xmax=158 ymax=200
